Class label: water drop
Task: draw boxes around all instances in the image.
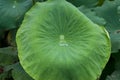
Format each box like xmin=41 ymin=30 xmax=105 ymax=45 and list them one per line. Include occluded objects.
xmin=12 ymin=1 xmax=17 ymax=8
xmin=12 ymin=5 xmax=16 ymax=8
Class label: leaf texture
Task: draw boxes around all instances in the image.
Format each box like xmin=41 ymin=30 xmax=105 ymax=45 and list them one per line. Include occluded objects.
xmin=16 ymin=0 xmax=111 ymax=80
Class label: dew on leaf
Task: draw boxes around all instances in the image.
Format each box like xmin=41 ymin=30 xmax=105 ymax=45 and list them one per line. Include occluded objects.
xmin=12 ymin=5 xmax=16 ymax=8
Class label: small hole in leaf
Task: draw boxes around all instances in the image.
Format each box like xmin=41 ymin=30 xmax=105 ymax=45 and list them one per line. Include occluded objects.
xmin=115 ymin=30 xmax=120 ymax=34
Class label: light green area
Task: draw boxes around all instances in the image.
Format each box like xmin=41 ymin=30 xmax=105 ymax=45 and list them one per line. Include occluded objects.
xmin=16 ymin=0 xmax=111 ymax=80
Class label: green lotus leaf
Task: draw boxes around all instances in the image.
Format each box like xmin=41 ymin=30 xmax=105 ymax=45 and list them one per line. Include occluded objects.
xmin=78 ymin=6 xmax=106 ymax=26
xmin=95 ymin=0 xmax=120 ymax=53
xmin=67 ymin=0 xmax=98 ymax=7
xmin=16 ymin=0 xmax=111 ymax=80
xmin=0 ymin=47 xmax=18 ymax=66
xmin=0 ymin=0 xmax=33 ymax=29
xmin=95 ymin=0 xmax=120 ymax=32
xmin=12 ymin=63 xmax=33 ymax=80
xmin=110 ymin=34 xmax=120 ymax=53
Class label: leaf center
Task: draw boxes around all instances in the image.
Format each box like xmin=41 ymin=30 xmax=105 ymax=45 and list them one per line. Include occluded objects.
xmin=59 ymin=35 xmax=68 ymax=46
